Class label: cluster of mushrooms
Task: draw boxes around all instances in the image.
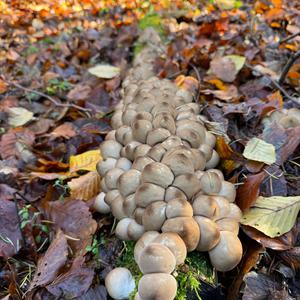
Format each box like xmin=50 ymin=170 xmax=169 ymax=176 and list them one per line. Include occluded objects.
xmin=95 ymin=28 xmax=243 ymax=300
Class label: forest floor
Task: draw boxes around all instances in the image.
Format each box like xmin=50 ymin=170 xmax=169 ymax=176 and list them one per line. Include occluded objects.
xmin=0 ymin=0 xmax=300 ymax=299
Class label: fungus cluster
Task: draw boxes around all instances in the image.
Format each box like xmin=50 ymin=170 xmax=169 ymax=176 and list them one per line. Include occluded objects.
xmin=96 ymin=28 xmax=243 ymax=299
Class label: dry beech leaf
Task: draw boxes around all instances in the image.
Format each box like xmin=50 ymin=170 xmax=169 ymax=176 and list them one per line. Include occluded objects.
xmin=49 ymin=123 xmax=77 ymax=140
xmin=88 ymin=64 xmax=120 ymax=79
xmin=28 ymin=230 xmax=68 ymax=292
xmin=243 ymin=137 xmax=276 ymax=165
xmin=0 ymin=79 xmax=8 ymax=94
xmin=69 ymin=150 xmax=102 ymax=173
xmin=241 ymin=196 xmax=300 ymax=237
xmin=236 ymin=171 xmax=265 ymax=212
xmin=68 ymin=171 xmax=100 ymax=201
xmin=7 ymin=107 xmax=34 ymax=127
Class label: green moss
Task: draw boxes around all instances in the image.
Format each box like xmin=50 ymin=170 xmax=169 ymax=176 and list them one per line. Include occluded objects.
xmin=133 ymin=42 xmax=144 ymax=57
xmin=138 ymin=11 xmax=163 ymax=36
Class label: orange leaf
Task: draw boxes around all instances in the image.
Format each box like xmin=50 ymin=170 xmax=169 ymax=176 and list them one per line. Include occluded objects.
xmin=0 ymin=79 xmax=8 ymax=94
xmin=236 ymin=171 xmax=265 ymax=211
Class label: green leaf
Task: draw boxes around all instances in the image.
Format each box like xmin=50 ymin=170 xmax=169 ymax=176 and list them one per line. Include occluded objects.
xmin=241 ymin=196 xmax=300 ymax=237
xmin=88 ymin=64 xmax=120 ymax=79
xmin=225 ymin=55 xmax=246 ymax=73
xmin=243 ymin=137 xmax=276 ymax=165
xmin=7 ymin=107 xmax=34 ymax=127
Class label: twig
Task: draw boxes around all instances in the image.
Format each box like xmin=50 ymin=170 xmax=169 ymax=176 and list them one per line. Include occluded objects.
xmin=2 ymin=77 xmax=92 ymax=115
xmin=189 ymin=63 xmax=201 ymax=102
xmin=245 ymin=63 xmax=300 ymax=105
xmin=278 ymin=51 xmax=300 ymax=84
xmin=279 ymin=31 xmax=300 ymax=44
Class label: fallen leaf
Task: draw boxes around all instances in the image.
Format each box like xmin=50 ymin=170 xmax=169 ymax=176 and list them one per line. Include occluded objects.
xmin=67 ymin=84 xmax=92 ymax=101
xmin=241 ymin=196 xmax=300 ymax=237
xmin=209 ymin=56 xmax=236 ymax=83
xmin=46 ymin=256 xmax=94 ymax=298
xmin=6 ymin=49 xmax=20 ymax=61
xmin=69 ymin=150 xmax=102 ymax=173
xmin=224 ymin=55 xmax=246 ymax=73
xmin=202 ymin=84 xmax=239 ymax=101
xmin=74 ymin=285 xmax=107 ymax=300
xmin=68 ymin=171 xmax=100 ymax=201
xmin=236 ymin=171 xmax=265 ymax=211
xmin=243 ymin=138 xmax=276 ymax=165
xmin=48 ymin=200 xmax=97 ymax=255
xmin=0 ymin=199 xmax=22 ymax=258
xmin=28 ymin=230 xmax=68 ymax=291
xmin=49 ymin=123 xmax=77 ymax=140
xmin=0 ymin=79 xmax=8 ymax=94
xmin=7 ymin=107 xmax=34 ymax=127
xmin=280 ymin=247 xmax=300 ymax=270
xmin=88 ymin=64 xmax=120 ymax=79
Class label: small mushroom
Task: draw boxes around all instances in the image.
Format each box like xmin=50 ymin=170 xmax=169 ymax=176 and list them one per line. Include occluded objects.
xmin=166 ymin=198 xmax=193 ymax=218
xmin=194 ymin=216 xmax=220 ymax=251
xmin=97 ymin=157 xmax=117 ymax=177
xmin=138 ymin=243 xmax=176 ymax=274
xmin=128 ymin=219 xmax=145 ymax=240
xmin=115 ymin=157 xmax=132 ymax=171
xmin=138 ymin=273 xmax=177 ymax=300
xmin=105 ymin=130 xmax=116 ymax=140
xmin=162 ymin=217 xmax=200 ymax=251
xmin=154 ymin=232 xmax=187 ymax=265
xmin=122 ymin=109 xmax=137 ymax=126
xmin=176 ymin=127 xmax=203 ymax=148
xmin=161 ymin=136 xmax=182 ymax=150
xmin=199 ymin=144 xmax=213 ymax=161
xmin=205 ymin=132 xmax=217 ymax=148
xmin=105 ymin=268 xmax=135 ymax=300
xmin=94 ymin=192 xmax=111 ymax=214
xmin=133 ymin=144 xmax=152 ymax=159
xmin=115 ymin=218 xmax=132 ymax=240
xmin=132 ymin=111 xmax=153 ymax=123
xmin=122 ymin=141 xmax=142 ymax=161
xmin=227 ymin=203 xmax=242 ymax=221
xmin=123 ymin=194 xmax=136 ymax=216
xmin=199 ymin=172 xmax=222 ymax=195
xmin=146 ymin=128 xmax=171 ymax=146
xmin=213 ymin=196 xmax=230 ymax=220
xmin=111 ymin=194 xmax=127 ymax=220
xmin=173 ymin=174 xmax=201 ymax=199
xmin=132 ymin=119 xmax=153 ymax=143
xmin=216 ymin=218 xmax=239 ymax=235
xmin=100 ymin=140 xmax=122 ymax=159
xmin=142 ymin=162 xmax=174 ymax=188
xmin=132 ymin=156 xmax=154 ymax=172
xmin=153 ymin=113 xmax=176 ymax=134
xmin=118 ymin=169 xmax=141 ymax=197
xmin=151 ymin=102 xmax=176 ymax=118
xmin=135 ymin=183 xmax=165 ymax=207
xmin=162 ymin=152 xmax=194 ymax=176
xmin=208 ymin=231 xmax=242 ymax=271
xmin=207 ymin=169 xmax=224 ymax=181
xmin=142 ymin=201 xmax=167 ymax=231
xmin=111 ymin=110 xmax=123 ymax=129
xmin=134 ymin=207 xmax=145 ymax=225
xmin=218 ymin=181 xmax=236 ymax=202
xmin=104 ymin=189 xmax=120 ymax=206
xmin=115 ymin=125 xmax=133 ymax=145
xmin=147 ymin=144 xmax=166 ymax=161
xmin=205 ymin=150 xmax=220 ymax=169
xmin=192 ymin=195 xmax=219 ymax=218
xmin=134 ymin=231 xmax=160 ymax=262
xmin=105 ymin=168 xmax=124 ymax=190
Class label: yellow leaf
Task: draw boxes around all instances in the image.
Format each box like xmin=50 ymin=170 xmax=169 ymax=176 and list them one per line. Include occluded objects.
xmin=241 ymin=196 xmax=300 ymax=237
xmin=68 ymin=171 xmax=100 ymax=201
xmin=69 ymin=150 xmax=102 ymax=173
xmin=88 ymin=64 xmax=120 ymax=79
xmin=7 ymin=107 xmax=34 ymax=127
xmin=243 ymin=138 xmax=276 ymax=165
xmin=225 ymin=55 xmax=246 ymax=73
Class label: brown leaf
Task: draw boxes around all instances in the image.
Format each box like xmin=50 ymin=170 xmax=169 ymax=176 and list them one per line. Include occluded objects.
xmin=202 ymin=84 xmax=239 ymax=101
xmin=28 ymin=230 xmax=68 ymax=291
xmin=242 ymin=224 xmax=298 ymax=250
xmin=49 ymin=123 xmax=77 ymax=140
xmin=68 ymin=171 xmax=100 ymax=201
xmin=46 ymin=256 xmax=94 ymax=298
xmin=0 ymin=199 xmax=22 ymax=258
xmin=209 ymin=56 xmax=236 ymax=83
xmin=74 ymin=285 xmax=107 ymax=300
xmin=280 ymin=247 xmax=300 ymax=270
xmin=67 ymin=84 xmax=92 ymax=101
xmin=47 ymin=200 xmax=97 ymax=255
xmin=0 ymin=79 xmax=8 ymax=94
xmin=236 ymin=171 xmax=265 ymax=211
xmin=6 ymin=49 xmax=20 ymax=61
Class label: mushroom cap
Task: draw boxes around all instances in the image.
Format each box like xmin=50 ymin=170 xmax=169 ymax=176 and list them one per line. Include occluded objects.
xmin=213 ymin=196 xmax=230 ymax=220
xmin=205 ymin=150 xmax=220 ymax=169
xmin=122 ymin=109 xmax=137 ymax=126
xmin=134 ymin=231 xmax=160 ymax=262
xmin=218 ymin=181 xmax=236 ymax=202
xmin=205 ymin=132 xmax=217 ymax=148
xmin=176 ymin=127 xmax=203 ymax=148
xmin=133 ymin=207 xmax=145 ymax=225
xmin=123 ymin=194 xmax=136 ymax=217
xmin=133 ymin=111 xmax=153 ymax=123
xmin=135 ymin=183 xmax=165 ymax=207
xmin=132 ymin=119 xmax=153 ymax=143
xmin=194 ymin=216 xmax=220 ymax=251
xmin=118 ymin=169 xmax=141 ymax=197
xmin=115 ymin=218 xmax=132 ymax=241
xmin=138 ymin=273 xmax=177 ymax=300
xmin=199 ymin=144 xmax=213 ymax=161
xmin=162 ymin=152 xmax=194 ymax=175
xmin=132 ymin=156 xmax=154 ymax=172
xmin=104 ymin=189 xmax=120 ymax=206
xmin=133 ymin=144 xmax=152 ymax=159
xmin=111 ymin=195 xmax=127 ymax=220
xmin=105 ymin=267 xmax=135 ymax=300
xmin=128 ymin=219 xmax=145 ymax=240
xmin=115 ymin=125 xmax=133 ymax=145
xmin=173 ymin=174 xmax=201 ymax=199
xmin=162 ymin=217 xmax=200 ymax=252
xmin=122 ymin=141 xmax=142 ymax=161
xmin=105 ymin=168 xmax=124 ymax=190
xmin=100 ymin=140 xmax=122 ymax=159
xmin=207 ymin=169 xmax=224 ymax=181
xmin=101 ymin=177 xmax=109 ymax=193
xmin=142 ymin=201 xmax=167 ymax=231
xmin=161 ymin=136 xmax=182 ymax=150
xmin=138 ymin=243 xmax=176 ymax=274
xmin=208 ymin=231 xmax=242 ymax=272
xmin=146 ymin=128 xmax=171 ymax=146
xmin=165 ymin=186 xmax=187 ymax=202
xmin=192 ymin=195 xmax=219 ymax=218
xmin=94 ymin=192 xmax=111 ymax=214
xmin=115 ymin=157 xmax=132 ymax=171
xmin=199 ymin=172 xmax=222 ymax=195
xmin=216 ymin=218 xmax=239 ymax=235
xmin=147 ymin=144 xmax=166 ymax=161
xmin=153 ymin=112 xmax=176 ymax=134
xmin=97 ymin=157 xmax=117 ymax=177
xmin=227 ymin=203 xmax=242 ymax=221
xmin=142 ymin=162 xmax=174 ymax=188
xmin=166 ymin=198 xmax=193 ymax=218
xmin=111 ymin=110 xmax=123 ymax=129
xmin=154 ymin=232 xmax=187 ymax=265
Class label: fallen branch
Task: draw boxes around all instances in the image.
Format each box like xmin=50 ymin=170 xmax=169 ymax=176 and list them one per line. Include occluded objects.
xmin=278 ymin=51 xmax=300 ymax=84
xmin=2 ymin=77 xmax=92 ymax=115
